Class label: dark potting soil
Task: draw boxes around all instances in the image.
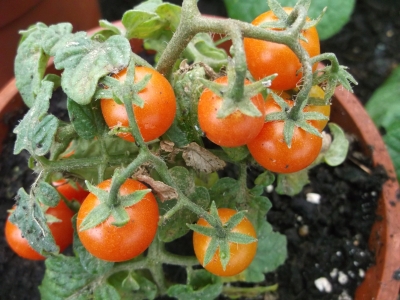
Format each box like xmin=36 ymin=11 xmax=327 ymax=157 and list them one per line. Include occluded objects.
xmin=0 ymin=92 xmax=387 ymax=300
xmin=1 ymin=0 xmax=399 ymax=299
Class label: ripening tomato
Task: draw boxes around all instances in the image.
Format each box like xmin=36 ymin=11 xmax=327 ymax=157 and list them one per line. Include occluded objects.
xmin=247 ymin=95 xmax=323 ymax=173
xmin=100 ymin=66 xmax=176 ymax=142
xmin=243 ymin=8 xmax=320 ymax=90
xmin=304 ymin=85 xmax=330 ymax=132
xmin=53 ymin=179 xmax=89 ymax=205
xmin=197 ymin=76 xmax=265 ymax=147
xmin=76 ymin=178 xmax=159 ymax=262
xmin=192 ymin=208 xmax=257 ymax=276
xmin=5 ymin=202 xmax=74 ymax=260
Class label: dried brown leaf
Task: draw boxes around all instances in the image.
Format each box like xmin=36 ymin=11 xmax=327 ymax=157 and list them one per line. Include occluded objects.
xmin=136 ymin=175 xmax=178 ymax=202
xmin=182 ymin=142 xmax=226 ymax=173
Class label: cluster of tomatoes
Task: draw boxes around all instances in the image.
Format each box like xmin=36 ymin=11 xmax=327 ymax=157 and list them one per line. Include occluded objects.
xmin=5 ymin=8 xmax=328 ymax=277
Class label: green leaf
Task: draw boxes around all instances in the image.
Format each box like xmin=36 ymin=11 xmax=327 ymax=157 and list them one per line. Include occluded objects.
xmin=209 ymin=177 xmax=241 ymax=209
xmin=222 ymin=146 xmax=249 ymax=162
xmin=78 ymin=203 xmax=111 ymax=231
xmin=183 ymin=33 xmax=228 ymax=71
xmin=35 ymin=181 xmax=60 ymax=207
xmin=254 ymin=171 xmax=275 ymax=187
xmin=223 ymin=0 xmax=268 ymax=23
xmin=366 ymin=66 xmax=400 ymax=131
xmin=39 ymin=255 xmax=96 ymax=300
xmin=9 ymin=188 xmax=59 ymax=255
xmin=169 ymin=166 xmax=195 ymax=196
xmin=13 ymin=80 xmax=59 ymax=156
xmin=108 ymin=271 xmax=158 ymax=300
xmin=275 ymin=169 xmax=310 ymax=196
xmin=94 ymin=284 xmax=121 ymax=300
xmin=323 ymin=123 xmax=349 ymax=166
xmin=54 ymin=34 xmax=131 ymax=105
xmin=383 ymin=121 xmax=400 ymax=181
xmin=41 ymin=23 xmax=74 ymax=56
xmin=243 ymin=220 xmax=287 ymax=282
xmin=224 ymin=0 xmax=355 ymax=40
xmin=122 ymin=1 xmax=181 ymax=39
xmin=72 ymin=216 xmax=114 ymax=275
xmin=67 ymin=97 xmax=107 ymax=140
xmin=167 ymin=269 xmax=223 ymax=300
xmin=15 ymin=23 xmax=50 ymax=107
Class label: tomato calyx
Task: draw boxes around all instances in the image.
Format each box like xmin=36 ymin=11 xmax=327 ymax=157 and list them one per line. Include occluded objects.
xmin=199 ymin=70 xmax=274 ymax=119
xmin=265 ymin=91 xmax=328 ymax=147
xmin=187 ymin=202 xmax=257 ymax=271
xmin=78 ymin=179 xmax=151 ymax=231
xmin=261 ymin=0 xmax=325 ymax=32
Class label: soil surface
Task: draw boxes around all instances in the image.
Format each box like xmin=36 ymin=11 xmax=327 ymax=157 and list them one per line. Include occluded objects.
xmin=1 ymin=0 xmax=400 ymax=299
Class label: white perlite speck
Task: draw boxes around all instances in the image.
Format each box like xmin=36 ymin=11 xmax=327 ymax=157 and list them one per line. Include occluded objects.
xmin=306 ymin=192 xmax=321 ymax=204
xmin=330 ymin=268 xmax=338 ymax=278
xmin=338 ymin=271 xmax=349 ymax=284
xmin=338 ymin=290 xmax=352 ymax=300
xmin=314 ymin=277 xmax=332 ymax=293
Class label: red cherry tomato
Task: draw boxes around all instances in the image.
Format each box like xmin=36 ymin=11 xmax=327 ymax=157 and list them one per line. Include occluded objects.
xmin=197 ymin=76 xmax=265 ymax=147
xmin=192 ymin=208 xmax=257 ymax=276
xmin=53 ymin=179 xmax=89 ymax=205
xmin=5 ymin=202 xmax=74 ymax=260
xmin=100 ymin=66 xmax=176 ymax=142
xmin=247 ymin=95 xmax=323 ymax=173
xmin=244 ymin=8 xmax=320 ymax=90
xmin=76 ymin=178 xmax=159 ymax=262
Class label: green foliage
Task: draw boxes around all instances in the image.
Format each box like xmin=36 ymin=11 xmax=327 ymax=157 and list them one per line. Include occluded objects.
xmin=10 ymin=0 xmax=353 ymax=298
xmin=9 ymin=189 xmax=59 ymax=255
xmin=167 ymin=269 xmax=223 ymax=300
xmin=366 ymin=66 xmax=400 ymax=180
xmin=223 ymin=0 xmax=355 ymax=40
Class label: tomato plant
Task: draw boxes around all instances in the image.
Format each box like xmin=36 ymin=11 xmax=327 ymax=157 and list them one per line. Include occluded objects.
xmin=100 ymin=66 xmax=177 ymax=142
xmin=247 ymin=93 xmax=323 ymax=173
xmin=5 ymin=202 xmax=74 ymax=260
xmin=192 ymin=208 xmax=257 ymax=277
xmin=76 ymin=178 xmax=159 ymax=262
xmin=197 ymin=76 xmax=265 ymax=147
xmin=9 ymin=0 xmax=355 ymax=298
xmin=243 ymin=8 xmax=320 ymax=90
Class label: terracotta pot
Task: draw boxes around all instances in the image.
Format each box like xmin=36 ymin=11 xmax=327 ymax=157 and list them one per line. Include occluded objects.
xmin=0 ymin=21 xmax=399 ymax=299
xmin=0 ymin=0 xmax=101 ymax=90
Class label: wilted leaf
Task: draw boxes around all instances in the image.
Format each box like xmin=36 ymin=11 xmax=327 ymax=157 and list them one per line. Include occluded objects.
xmin=136 ymin=174 xmax=178 ymax=202
xmin=182 ymin=143 xmax=226 ymax=173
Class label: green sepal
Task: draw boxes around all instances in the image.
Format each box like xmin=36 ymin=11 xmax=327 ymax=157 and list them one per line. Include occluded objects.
xmin=120 ymin=189 xmax=151 ymax=207
xmin=78 ymin=203 xmax=111 ymax=232
xmin=111 ymin=206 xmax=130 ymax=227
xmin=203 ymin=237 xmax=219 ymax=267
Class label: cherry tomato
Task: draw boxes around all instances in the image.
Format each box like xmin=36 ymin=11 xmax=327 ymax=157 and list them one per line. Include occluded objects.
xmin=192 ymin=208 xmax=257 ymax=276
xmin=100 ymin=66 xmax=176 ymax=142
xmin=247 ymin=95 xmax=323 ymax=173
xmin=5 ymin=202 xmax=74 ymax=260
xmin=243 ymin=8 xmax=320 ymax=90
xmin=53 ymin=179 xmax=89 ymax=205
xmin=76 ymin=178 xmax=159 ymax=262
xmin=304 ymin=85 xmax=330 ymax=132
xmin=197 ymin=76 xmax=265 ymax=147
